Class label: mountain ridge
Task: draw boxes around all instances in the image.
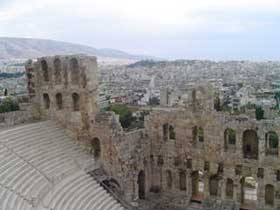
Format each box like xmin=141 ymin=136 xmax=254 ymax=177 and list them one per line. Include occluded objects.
xmin=0 ymin=37 xmax=153 ymax=60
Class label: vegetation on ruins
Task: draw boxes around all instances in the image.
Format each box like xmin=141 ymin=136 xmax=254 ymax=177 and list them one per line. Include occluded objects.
xmin=0 ymin=97 xmax=20 ymax=113
xmin=105 ymin=104 xmax=135 ymax=129
xmin=255 ymin=106 xmax=265 ymax=120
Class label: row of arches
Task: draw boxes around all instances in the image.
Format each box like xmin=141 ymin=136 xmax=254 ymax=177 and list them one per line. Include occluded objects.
xmin=41 ymin=58 xmax=82 ymax=85
xmin=139 ymin=169 xmax=275 ymax=207
xmin=43 ymin=92 xmax=80 ymax=111
xmin=161 ymin=124 xmax=279 ymax=158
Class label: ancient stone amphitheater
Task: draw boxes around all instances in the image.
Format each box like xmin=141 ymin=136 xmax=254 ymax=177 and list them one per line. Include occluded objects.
xmin=0 ymin=121 xmax=125 ymax=210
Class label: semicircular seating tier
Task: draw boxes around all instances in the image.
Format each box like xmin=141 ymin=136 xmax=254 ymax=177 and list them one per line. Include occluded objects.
xmin=0 ymin=121 xmax=125 ymax=210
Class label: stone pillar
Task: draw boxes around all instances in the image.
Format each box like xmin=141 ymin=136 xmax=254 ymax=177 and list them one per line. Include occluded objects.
xmin=220 ymin=178 xmax=226 ymax=199
xmin=186 ymin=170 xmax=192 ymax=203
xmin=257 ymin=178 xmax=265 ymax=209
xmin=203 ymin=173 xmax=210 ymax=199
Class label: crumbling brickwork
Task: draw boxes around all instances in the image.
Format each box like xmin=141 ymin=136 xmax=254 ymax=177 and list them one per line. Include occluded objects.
xmin=25 ymin=55 xmax=99 ymax=134
xmin=26 ymin=56 xmax=280 ymax=210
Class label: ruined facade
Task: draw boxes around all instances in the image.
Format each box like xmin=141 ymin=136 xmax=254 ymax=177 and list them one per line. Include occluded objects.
xmin=25 ymin=55 xmax=99 ymax=134
xmin=25 ymin=55 xmax=280 ymax=210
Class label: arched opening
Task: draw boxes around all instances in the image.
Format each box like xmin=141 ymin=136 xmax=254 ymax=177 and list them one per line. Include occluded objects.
xmin=81 ymin=69 xmax=87 ymax=88
xmin=241 ymin=177 xmax=258 ymax=209
xmin=265 ymin=184 xmax=274 ymax=206
xmin=138 ymin=170 xmax=145 ymax=199
xmin=162 ymin=123 xmax=169 ymax=141
xmin=55 ymin=93 xmax=63 ymax=110
xmin=70 ymin=58 xmax=79 ymax=85
xmin=166 ymin=170 xmax=172 ymax=189
xmin=163 ymin=123 xmax=169 ymax=141
xmin=226 ymin=178 xmax=234 ymax=199
xmin=192 ymin=126 xmax=198 ymax=143
xmin=72 ymin=93 xmax=80 ymax=111
xmin=41 ymin=60 xmax=49 ymax=82
xmin=191 ymin=170 xmax=204 ymax=202
xmin=242 ymin=130 xmax=258 ymax=160
xmin=192 ymin=90 xmax=197 ymax=102
xmin=91 ymin=138 xmax=101 ymax=159
xmin=198 ymin=127 xmax=204 ymax=142
xmin=43 ymin=93 xmax=50 ymax=109
xmin=179 ymin=170 xmax=186 ymax=191
xmin=169 ymin=125 xmax=176 ymax=140
xmin=54 ymin=58 xmax=62 ymax=84
xmin=209 ymin=175 xmax=219 ymax=197
xmin=265 ymin=131 xmax=279 ymax=156
xmin=224 ymin=128 xmax=236 ymax=151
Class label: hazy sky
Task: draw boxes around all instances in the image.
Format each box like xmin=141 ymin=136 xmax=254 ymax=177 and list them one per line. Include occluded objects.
xmin=1 ymin=0 xmax=280 ymax=60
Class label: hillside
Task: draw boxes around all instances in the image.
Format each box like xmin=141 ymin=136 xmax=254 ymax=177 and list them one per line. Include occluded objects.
xmin=0 ymin=37 xmax=150 ymax=60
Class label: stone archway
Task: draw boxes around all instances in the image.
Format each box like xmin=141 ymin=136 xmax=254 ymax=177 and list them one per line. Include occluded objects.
xmin=209 ymin=175 xmax=219 ymax=197
xmin=179 ymin=170 xmax=186 ymax=191
xmin=226 ymin=178 xmax=234 ymax=199
xmin=243 ymin=130 xmax=258 ymax=160
xmin=191 ymin=170 xmax=204 ymax=202
xmin=91 ymin=138 xmax=101 ymax=159
xmin=166 ymin=170 xmax=172 ymax=189
xmin=265 ymin=184 xmax=274 ymax=206
xmin=138 ymin=170 xmax=145 ymax=199
xmin=54 ymin=58 xmax=62 ymax=84
xmin=43 ymin=93 xmax=50 ymax=109
xmin=41 ymin=60 xmax=49 ymax=82
xmin=240 ymin=177 xmax=258 ymax=209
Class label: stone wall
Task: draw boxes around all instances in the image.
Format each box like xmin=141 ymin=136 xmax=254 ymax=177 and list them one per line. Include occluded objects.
xmin=0 ymin=110 xmax=33 ymax=129
xmin=25 ymin=55 xmax=99 ymax=136
xmin=24 ymin=55 xmax=280 ymax=209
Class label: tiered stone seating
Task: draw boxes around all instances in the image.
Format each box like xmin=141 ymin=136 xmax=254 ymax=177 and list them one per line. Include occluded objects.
xmin=0 ymin=121 xmax=125 ymax=210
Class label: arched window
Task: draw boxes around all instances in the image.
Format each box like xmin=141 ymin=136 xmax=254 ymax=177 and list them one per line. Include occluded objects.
xmin=169 ymin=125 xmax=176 ymax=140
xmin=192 ymin=90 xmax=196 ymax=102
xmin=162 ymin=124 xmax=176 ymax=141
xmin=70 ymin=58 xmax=79 ymax=85
xmin=265 ymin=184 xmax=274 ymax=205
xmin=41 ymin=60 xmax=49 ymax=82
xmin=198 ymin=127 xmax=204 ymax=142
xmin=43 ymin=93 xmax=50 ymax=109
xmin=265 ymin=131 xmax=279 ymax=156
xmin=242 ymin=130 xmax=258 ymax=160
xmin=166 ymin=170 xmax=172 ymax=189
xmin=138 ymin=170 xmax=145 ymax=199
xmin=209 ymin=175 xmax=219 ymax=196
xmin=91 ymin=138 xmax=101 ymax=159
xmin=72 ymin=93 xmax=80 ymax=111
xmin=163 ymin=123 xmax=169 ymax=141
xmin=179 ymin=170 xmax=186 ymax=191
xmin=224 ymin=128 xmax=236 ymax=151
xmin=191 ymin=170 xmax=204 ymax=201
xmin=226 ymin=178 xmax=234 ymax=199
xmin=241 ymin=177 xmax=257 ymax=206
xmin=192 ymin=126 xmax=198 ymax=143
xmin=55 ymin=93 xmax=63 ymax=110
xmin=54 ymin=58 xmax=62 ymax=84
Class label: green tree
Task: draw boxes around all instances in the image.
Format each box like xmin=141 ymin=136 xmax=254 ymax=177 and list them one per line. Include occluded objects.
xmin=255 ymin=106 xmax=264 ymax=120
xmin=0 ymin=97 xmax=20 ymax=113
xmin=106 ymin=104 xmax=134 ymax=128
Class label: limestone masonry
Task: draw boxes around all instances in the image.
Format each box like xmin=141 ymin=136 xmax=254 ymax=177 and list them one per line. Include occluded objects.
xmin=22 ymin=55 xmax=280 ymax=210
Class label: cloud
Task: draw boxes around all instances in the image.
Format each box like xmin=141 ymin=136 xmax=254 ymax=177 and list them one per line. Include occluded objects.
xmin=1 ymin=0 xmax=280 ymax=59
